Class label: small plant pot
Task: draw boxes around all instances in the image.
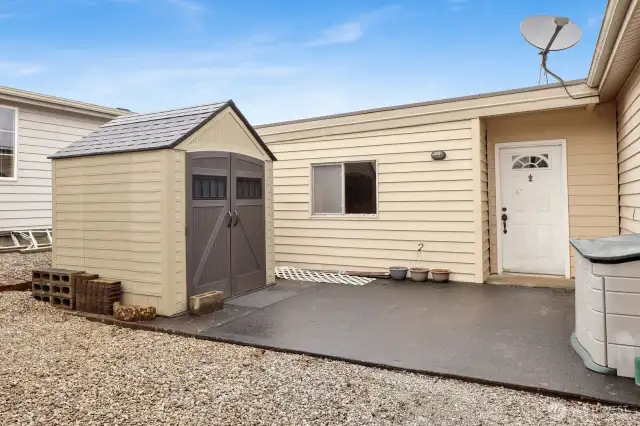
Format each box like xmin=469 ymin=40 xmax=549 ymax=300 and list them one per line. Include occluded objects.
xmin=409 ymin=267 xmax=429 ymax=282
xmin=389 ymin=266 xmax=408 ymax=280
xmin=431 ymin=269 xmax=451 ymax=283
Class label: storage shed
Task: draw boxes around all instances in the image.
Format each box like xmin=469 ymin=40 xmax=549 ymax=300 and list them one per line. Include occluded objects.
xmin=50 ymin=101 xmax=277 ymax=316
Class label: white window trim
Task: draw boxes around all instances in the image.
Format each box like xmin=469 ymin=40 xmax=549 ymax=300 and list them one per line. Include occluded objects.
xmin=494 ymin=139 xmax=570 ymax=279
xmin=0 ymin=104 xmax=18 ymax=182
xmin=309 ymin=160 xmax=379 ymax=219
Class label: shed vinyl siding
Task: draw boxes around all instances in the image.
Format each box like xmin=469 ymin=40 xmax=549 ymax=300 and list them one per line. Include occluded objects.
xmin=486 ymin=103 xmax=619 ymax=278
xmin=618 ymin=60 xmax=640 ymax=234
xmin=1 ymin=104 xmax=107 ymax=231
xmin=52 ymin=150 xmax=166 ymax=311
xmin=173 ymin=106 xmax=276 ymax=292
xmin=261 ymin=119 xmax=477 ymax=283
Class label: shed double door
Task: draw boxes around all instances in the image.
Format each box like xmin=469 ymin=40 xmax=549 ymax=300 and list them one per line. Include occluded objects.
xmin=186 ymin=151 xmax=266 ymax=299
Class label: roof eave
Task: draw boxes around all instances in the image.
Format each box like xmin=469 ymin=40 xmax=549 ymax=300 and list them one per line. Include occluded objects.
xmin=587 ymin=0 xmax=634 ymax=88
xmin=256 ymin=80 xmax=597 ymax=131
xmin=0 ymin=86 xmax=129 ymax=119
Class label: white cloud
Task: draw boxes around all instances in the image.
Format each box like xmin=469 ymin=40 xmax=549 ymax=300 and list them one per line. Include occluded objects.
xmin=0 ymin=62 xmax=44 ymax=77
xmin=306 ymin=5 xmax=399 ymax=47
xmin=307 ymin=22 xmax=364 ymax=46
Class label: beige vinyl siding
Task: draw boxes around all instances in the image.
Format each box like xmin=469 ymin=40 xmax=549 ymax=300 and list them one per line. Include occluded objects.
xmin=172 ymin=150 xmax=187 ymax=314
xmin=470 ymin=118 xmax=490 ymax=282
xmin=1 ymin=104 xmax=107 ymax=230
xmin=262 ymin=119 xmax=477 ymax=283
xmin=479 ymin=119 xmax=490 ymax=280
xmin=52 ymin=150 xmax=167 ymax=311
xmin=618 ymin=60 xmax=640 ymax=234
xmin=174 ymin=106 xmax=276 ymax=289
xmin=265 ymin=160 xmax=275 ymax=283
xmin=485 ymin=103 xmax=619 ymax=277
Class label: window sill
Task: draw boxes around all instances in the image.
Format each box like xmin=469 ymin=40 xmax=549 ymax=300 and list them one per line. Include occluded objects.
xmin=0 ymin=177 xmax=18 ymax=182
xmin=310 ymin=214 xmax=378 ymax=220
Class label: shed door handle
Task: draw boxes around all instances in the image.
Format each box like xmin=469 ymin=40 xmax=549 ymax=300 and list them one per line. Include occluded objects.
xmin=501 ymin=213 xmax=508 ymax=234
xmin=233 ymin=210 xmax=239 ymax=227
xmin=227 ymin=210 xmax=232 ymax=227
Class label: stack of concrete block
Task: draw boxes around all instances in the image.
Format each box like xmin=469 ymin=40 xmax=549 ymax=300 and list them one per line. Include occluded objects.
xmin=87 ymin=279 xmax=122 ymax=315
xmin=32 ymin=268 xmax=84 ymax=309
xmin=75 ymin=273 xmax=99 ymax=312
xmin=31 ymin=268 xmax=52 ymax=303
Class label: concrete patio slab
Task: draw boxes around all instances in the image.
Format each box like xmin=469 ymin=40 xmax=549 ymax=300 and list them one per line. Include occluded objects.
xmin=199 ymin=279 xmax=640 ymax=407
xmin=226 ymin=288 xmax=297 ymax=309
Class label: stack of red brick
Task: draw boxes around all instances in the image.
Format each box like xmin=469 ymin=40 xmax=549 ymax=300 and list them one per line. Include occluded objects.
xmin=32 ymin=268 xmax=121 ymax=314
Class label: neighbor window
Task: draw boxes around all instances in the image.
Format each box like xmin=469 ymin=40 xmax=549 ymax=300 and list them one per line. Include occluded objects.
xmin=0 ymin=106 xmax=16 ymax=179
xmin=312 ymin=161 xmax=377 ymax=215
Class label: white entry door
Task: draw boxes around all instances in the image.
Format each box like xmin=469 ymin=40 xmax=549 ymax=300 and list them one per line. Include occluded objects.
xmin=498 ymin=143 xmax=567 ymax=275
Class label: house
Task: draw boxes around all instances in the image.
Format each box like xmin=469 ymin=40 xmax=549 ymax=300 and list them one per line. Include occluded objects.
xmin=50 ymin=101 xmax=276 ymax=316
xmin=0 ymin=87 xmax=127 ymax=236
xmin=255 ymin=0 xmax=640 ymax=284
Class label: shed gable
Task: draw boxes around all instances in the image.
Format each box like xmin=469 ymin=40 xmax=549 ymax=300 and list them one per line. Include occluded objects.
xmin=175 ymin=107 xmax=270 ymax=160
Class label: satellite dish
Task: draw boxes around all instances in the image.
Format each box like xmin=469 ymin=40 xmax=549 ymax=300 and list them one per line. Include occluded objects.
xmin=520 ymin=15 xmax=581 ymax=51
xmin=519 ymin=15 xmax=585 ymax=99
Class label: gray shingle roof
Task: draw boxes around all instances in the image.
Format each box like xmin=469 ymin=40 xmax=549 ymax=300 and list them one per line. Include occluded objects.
xmin=52 ymin=101 xmax=229 ymax=159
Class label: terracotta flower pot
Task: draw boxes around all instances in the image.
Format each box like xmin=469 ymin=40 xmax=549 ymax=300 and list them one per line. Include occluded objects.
xmin=431 ymin=268 xmax=451 ymax=283
xmin=409 ymin=267 xmax=429 ymax=282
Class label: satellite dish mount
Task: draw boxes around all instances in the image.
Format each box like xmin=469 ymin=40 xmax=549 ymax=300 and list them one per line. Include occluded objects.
xmin=540 ymin=18 xmax=570 ymax=86
xmin=520 ymin=15 xmax=584 ymax=99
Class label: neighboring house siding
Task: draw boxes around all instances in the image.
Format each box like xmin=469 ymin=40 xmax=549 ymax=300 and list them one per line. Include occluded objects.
xmin=486 ymin=103 xmax=619 ymax=277
xmin=0 ymin=104 xmax=106 ymax=231
xmin=261 ymin=119 xmax=477 ymax=283
xmin=52 ymin=151 xmax=166 ymax=311
xmin=617 ymin=62 xmax=640 ymax=234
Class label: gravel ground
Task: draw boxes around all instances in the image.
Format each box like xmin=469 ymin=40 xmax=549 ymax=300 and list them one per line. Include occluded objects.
xmin=0 ymin=252 xmax=51 ymax=282
xmin=1 ymin=292 xmax=639 ymax=426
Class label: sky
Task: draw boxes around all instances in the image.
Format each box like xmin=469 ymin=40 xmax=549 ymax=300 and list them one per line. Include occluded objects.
xmin=0 ymin=0 xmax=607 ymax=124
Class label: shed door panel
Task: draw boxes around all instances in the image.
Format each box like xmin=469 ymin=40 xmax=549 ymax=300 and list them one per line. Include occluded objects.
xmin=186 ymin=152 xmax=232 ymax=298
xmin=231 ymin=153 xmax=266 ymax=295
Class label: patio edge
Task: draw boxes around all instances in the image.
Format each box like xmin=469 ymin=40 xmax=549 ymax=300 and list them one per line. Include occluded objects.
xmin=66 ymin=310 xmax=640 ymax=410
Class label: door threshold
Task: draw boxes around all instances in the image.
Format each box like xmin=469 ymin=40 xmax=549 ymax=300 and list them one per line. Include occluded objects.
xmin=486 ymin=274 xmax=574 ymax=289
xmin=226 ymin=282 xmax=276 ymax=301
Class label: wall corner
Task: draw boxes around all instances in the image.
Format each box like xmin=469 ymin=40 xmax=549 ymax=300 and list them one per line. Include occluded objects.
xmin=470 ymin=118 xmax=485 ymax=283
